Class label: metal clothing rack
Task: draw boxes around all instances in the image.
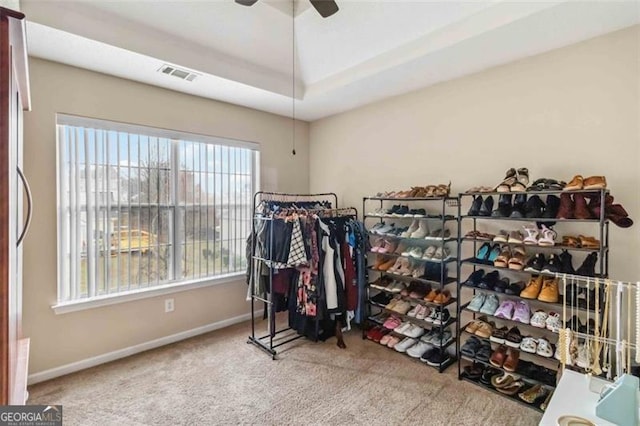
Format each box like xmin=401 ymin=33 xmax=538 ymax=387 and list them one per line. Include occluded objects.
xmin=248 ymin=191 xmax=360 ymax=359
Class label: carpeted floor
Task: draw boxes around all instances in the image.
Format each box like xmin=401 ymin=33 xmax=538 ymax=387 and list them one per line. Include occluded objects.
xmin=28 ymin=319 xmax=542 ymax=425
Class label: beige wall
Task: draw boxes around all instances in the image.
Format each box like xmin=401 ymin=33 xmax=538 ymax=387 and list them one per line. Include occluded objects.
xmin=23 ymin=58 xmax=309 ymax=374
xmin=310 ymin=25 xmax=640 ymax=281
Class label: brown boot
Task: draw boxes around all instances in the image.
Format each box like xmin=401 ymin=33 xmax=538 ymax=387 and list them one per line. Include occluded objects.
xmin=574 ymin=194 xmax=594 ymax=219
xmin=587 ymin=194 xmax=613 ymax=218
xmin=556 ymin=193 xmax=574 ymax=219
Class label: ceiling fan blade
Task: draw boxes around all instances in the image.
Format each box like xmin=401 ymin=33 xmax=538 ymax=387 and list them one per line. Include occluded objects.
xmin=309 ymin=0 xmax=339 ymax=18
xmin=235 ymin=0 xmax=259 ymax=6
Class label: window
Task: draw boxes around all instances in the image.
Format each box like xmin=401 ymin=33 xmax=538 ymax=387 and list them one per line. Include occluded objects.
xmin=56 ymin=115 xmax=258 ymax=304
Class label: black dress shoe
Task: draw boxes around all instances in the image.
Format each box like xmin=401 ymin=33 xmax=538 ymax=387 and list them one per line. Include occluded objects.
xmin=479 ymin=196 xmax=494 ymax=216
xmin=510 ymin=194 xmax=527 ymax=218
xmin=477 ymin=271 xmax=499 ymax=290
xmin=525 ymin=195 xmax=545 ymax=218
xmin=492 ymin=194 xmax=512 ymax=217
xmin=494 ymin=277 xmax=510 ymax=293
xmin=464 ymin=269 xmax=485 ymax=287
xmin=505 ymin=281 xmax=525 ymax=295
xmin=468 ymin=196 xmax=483 ymax=216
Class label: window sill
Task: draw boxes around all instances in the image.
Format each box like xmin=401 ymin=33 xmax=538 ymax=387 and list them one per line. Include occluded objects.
xmin=51 ymin=273 xmax=245 ymax=315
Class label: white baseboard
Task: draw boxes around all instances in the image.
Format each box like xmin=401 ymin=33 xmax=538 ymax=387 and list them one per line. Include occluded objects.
xmin=28 ymin=310 xmax=263 ymax=386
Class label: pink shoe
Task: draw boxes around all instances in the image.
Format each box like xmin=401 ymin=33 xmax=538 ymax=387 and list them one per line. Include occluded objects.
xmin=371 ymin=239 xmax=384 ymax=252
xmin=512 ymin=300 xmax=531 ymax=324
xmin=378 ymin=240 xmax=397 ymax=254
xmin=494 ymin=300 xmax=516 ymax=320
xmin=386 ymin=335 xmax=401 ymax=348
xmin=383 ymin=315 xmax=401 ymax=330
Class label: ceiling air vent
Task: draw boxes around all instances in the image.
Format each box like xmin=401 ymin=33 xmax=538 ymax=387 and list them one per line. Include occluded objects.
xmin=158 ymin=64 xmax=199 ymax=82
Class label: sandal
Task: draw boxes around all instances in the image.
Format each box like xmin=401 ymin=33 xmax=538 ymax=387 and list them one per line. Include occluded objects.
xmin=537 ymin=225 xmax=557 ymax=246
xmin=508 ymin=252 xmax=526 ymax=270
xmin=495 ymin=168 xmax=517 ymax=192
xmin=497 ymin=380 xmax=525 ymax=395
xmin=464 ymin=318 xmax=486 ymax=334
xmin=578 ymin=235 xmax=600 ymax=249
xmin=494 ymin=247 xmax=511 ymax=268
xmin=562 ymin=235 xmax=580 ymax=247
xmin=510 ymin=168 xmax=529 ymax=192
xmin=522 ymin=226 xmax=539 ymax=245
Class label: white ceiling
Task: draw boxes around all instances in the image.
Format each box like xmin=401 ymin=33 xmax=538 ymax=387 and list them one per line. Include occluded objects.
xmin=21 ymin=0 xmax=640 ymax=121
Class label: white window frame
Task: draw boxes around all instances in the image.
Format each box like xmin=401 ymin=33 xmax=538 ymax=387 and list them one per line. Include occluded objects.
xmin=53 ymin=114 xmax=260 ymax=314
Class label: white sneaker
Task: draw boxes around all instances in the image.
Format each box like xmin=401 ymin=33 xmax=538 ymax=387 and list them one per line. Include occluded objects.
xmin=530 ymin=310 xmax=548 ymax=328
xmin=422 ymin=246 xmax=437 ymax=260
xmin=404 ymin=324 xmax=425 ymax=338
xmin=394 ymin=322 xmax=412 ymax=334
xmin=394 ymin=337 xmax=417 ymax=353
xmin=376 ymin=223 xmax=394 ymax=235
xmin=407 ymin=340 xmax=432 ymax=358
xmin=402 ymin=219 xmax=420 ymax=238
xmin=520 ymin=337 xmax=538 ymax=354
xmin=536 ymin=337 xmax=553 ymax=358
xmin=415 ymin=305 xmax=429 ymax=320
xmin=407 ymin=305 xmax=420 ymax=317
xmin=546 ymin=312 xmax=562 ymax=333
xmin=431 ymin=247 xmax=451 ymax=262
xmin=410 ymin=220 xmax=429 ymax=238
xmin=408 ymin=247 xmax=424 ymax=258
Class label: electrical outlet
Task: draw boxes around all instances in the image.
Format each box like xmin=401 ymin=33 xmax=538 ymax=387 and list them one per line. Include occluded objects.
xmin=164 ymin=298 xmax=174 ymax=313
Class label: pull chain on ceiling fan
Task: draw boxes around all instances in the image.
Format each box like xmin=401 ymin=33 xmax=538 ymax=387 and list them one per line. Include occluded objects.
xmin=235 ymin=0 xmax=339 ymax=18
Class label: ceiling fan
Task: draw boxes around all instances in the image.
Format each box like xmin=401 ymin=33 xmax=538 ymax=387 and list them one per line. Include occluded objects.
xmin=235 ymin=0 xmax=339 ymax=18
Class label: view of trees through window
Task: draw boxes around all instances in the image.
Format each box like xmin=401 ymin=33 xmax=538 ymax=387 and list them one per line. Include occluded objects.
xmin=57 ymin=118 xmax=256 ymax=302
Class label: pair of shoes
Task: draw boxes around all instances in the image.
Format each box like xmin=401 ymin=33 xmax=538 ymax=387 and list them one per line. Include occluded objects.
xmin=401 ymin=281 xmax=430 ymax=299
xmin=425 ymin=307 xmax=450 ymax=325
xmin=522 ymin=224 xmax=556 ymax=246
xmin=529 ymin=310 xmax=562 ymax=332
xmin=465 ymin=317 xmax=494 ymax=339
xmin=493 ymin=230 xmax=523 ymax=244
xmin=520 ymin=276 xmax=559 ymax=303
xmin=371 ymin=239 xmax=397 ymax=253
xmin=467 ymin=195 xmax=494 ymax=216
xmin=491 ymin=193 xmax=527 ymax=218
xmin=407 ymin=303 xmax=430 ymax=320
xmin=465 ymin=230 xmax=495 ymax=240
xmin=490 ymin=345 xmax=520 ymax=372
xmin=422 ymin=329 xmax=453 ymax=346
xmin=562 ymin=234 xmax=600 ymax=249
xmin=527 ymin=178 xmax=566 ymax=191
xmin=465 ymin=186 xmax=493 ymax=193
xmin=564 ymin=175 xmax=607 ymax=191
xmin=494 ymin=300 xmax=530 ymax=324
xmin=518 ymin=384 xmax=549 ymax=404
xmin=557 ymin=193 xmax=594 ymax=219
xmin=420 ymin=348 xmax=453 ymax=366
xmin=490 ymin=372 xmax=524 ymax=396
xmin=402 ymin=219 xmax=430 ymax=238
xmin=494 ymin=167 xmax=529 ymax=192
xmin=475 ymin=243 xmax=501 ymax=264
xmin=366 ymin=326 xmax=390 ymax=343
xmin=493 ymin=245 xmax=526 ymax=270
xmin=470 ymin=293 xmax=499 ymax=315
xmin=519 ymin=336 xmax=554 ymax=357
xmin=395 ymin=322 xmax=425 ymax=338
xmin=381 ymin=280 xmax=406 ymax=294
xmin=369 ymin=276 xmax=392 ymax=290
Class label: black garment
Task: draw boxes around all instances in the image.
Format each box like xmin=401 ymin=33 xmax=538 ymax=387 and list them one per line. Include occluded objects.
xmin=256 ymin=218 xmax=292 ymax=263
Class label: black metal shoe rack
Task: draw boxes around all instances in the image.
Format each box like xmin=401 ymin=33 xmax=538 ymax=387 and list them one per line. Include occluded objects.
xmin=455 ymin=188 xmax=610 ymax=412
xmin=247 ymin=191 xmax=338 ymax=360
xmin=362 ymin=196 xmax=460 ymax=372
